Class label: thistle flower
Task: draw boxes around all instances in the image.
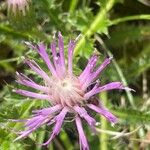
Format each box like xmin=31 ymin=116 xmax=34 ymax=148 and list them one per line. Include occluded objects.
xmin=14 ymin=32 xmax=133 ymax=149
xmin=7 ymin=0 xmax=31 ymax=16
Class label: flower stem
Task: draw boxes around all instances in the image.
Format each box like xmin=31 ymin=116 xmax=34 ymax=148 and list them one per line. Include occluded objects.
xmin=109 ymin=14 xmax=150 ymax=26
xmin=99 ymin=92 xmax=108 ymax=150
xmin=60 ymin=132 xmax=73 ymax=150
xmin=69 ymin=0 xmax=79 ymax=15
xmin=74 ymin=0 xmax=115 ymax=55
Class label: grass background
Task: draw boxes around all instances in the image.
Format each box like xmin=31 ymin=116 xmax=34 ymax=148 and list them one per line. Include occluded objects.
xmin=0 ymin=0 xmax=150 ymax=149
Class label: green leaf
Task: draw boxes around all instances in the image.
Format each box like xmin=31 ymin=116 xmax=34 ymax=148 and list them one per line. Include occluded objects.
xmin=106 ymin=25 xmax=150 ymax=48
xmin=128 ymin=44 xmax=150 ymax=78
xmin=113 ymin=108 xmax=150 ymax=124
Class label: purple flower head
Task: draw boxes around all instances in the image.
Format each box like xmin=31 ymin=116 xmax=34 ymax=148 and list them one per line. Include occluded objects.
xmin=14 ymin=32 xmax=134 ymax=149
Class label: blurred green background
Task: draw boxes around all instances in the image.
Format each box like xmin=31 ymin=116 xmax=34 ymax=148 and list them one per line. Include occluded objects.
xmin=0 ymin=0 xmax=150 ymax=149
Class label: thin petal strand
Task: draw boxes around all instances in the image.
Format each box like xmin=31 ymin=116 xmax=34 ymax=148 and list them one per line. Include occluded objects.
xmin=16 ymin=72 xmax=49 ymax=92
xmin=14 ymin=89 xmax=51 ymax=100
xmin=79 ymin=55 xmax=98 ymax=83
xmin=50 ymin=40 xmax=63 ymax=77
xmin=74 ymin=106 xmax=96 ymax=127
xmin=42 ymin=107 xmax=68 ymax=145
xmin=75 ymin=117 xmax=90 ymax=150
xmin=37 ymin=43 xmax=57 ymax=76
xmin=85 ymin=82 xmax=128 ymax=98
xmin=58 ymin=32 xmax=65 ymax=73
xmin=68 ymin=40 xmax=75 ymax=75
xmin=82 ymin=57 xmax=113 ymax=89
xmin=25 ymin=59 xmax=51 ymax=82
xmin=32 ymin=104 xmax=62 ymax=116
xmin=87 ymin=104 xmax=118 ymax=123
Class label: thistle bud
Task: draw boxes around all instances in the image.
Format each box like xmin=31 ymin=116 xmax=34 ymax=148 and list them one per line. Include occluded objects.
xmin=7 ymin=0 xmax=30 ymax=16
xmin=7 ymin=0 xmax=35 ymax=30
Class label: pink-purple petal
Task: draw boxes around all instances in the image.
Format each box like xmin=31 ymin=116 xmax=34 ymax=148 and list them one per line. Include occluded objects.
xmin=58 ymin=31 xmax=66 ymax=73
xmin=25 ymin=59 xmax=51 ymax=82
xmin=16 ymin=72 xmax=49 ymax=92
xmin=87 ymin=104 xmax=118 ymax=123
xmin=74 ymin=106 xmax=96 ymax=128
xmin=37 ymin=43 xmax=57 ymax=76
xmin=14 ymin=89 xmax=51 ymax=100
xmin=50 ymin=40 xmax=64 ymax=78
xmin=75 ymin=116 xmax=90 ymax=150
xmin=14 ymin=130 xmax=33 ymax=142
xmin=42 ymin=107 xmax=68 ymax=146
xmin=32 ymin=104 xmax=62 ymax=116
xmin=79 ymin=55 xmax=98 ymax=83
xmin=82 ymin=57 xmax=113 ymax=89
xmin=68 ymin=40 xmax=75 ymax=75
xmin=85 ymin=82 xmax=130 ymax=98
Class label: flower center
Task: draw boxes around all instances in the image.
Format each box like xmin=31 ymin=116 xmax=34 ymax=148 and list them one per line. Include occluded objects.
xmin=60 ymin=79 xmax=72 ymax=89
xmin=48 ymin=75 xmax=84 ymax=107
